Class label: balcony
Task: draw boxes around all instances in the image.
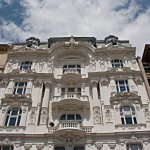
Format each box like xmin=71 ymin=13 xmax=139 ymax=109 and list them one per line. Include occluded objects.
xmin=52 ymin=93 xmax=90 ymax=110
xmin=48 ymin=121 xmax=93 ymax=140
xmin=62 ymin=68 xmax=81 ymax=84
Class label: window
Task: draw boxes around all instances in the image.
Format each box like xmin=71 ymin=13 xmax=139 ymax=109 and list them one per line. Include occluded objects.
xmin=63 ymin=64 xmax=81 ymax=74
xmin=61 ymin=87 xmax=81 ymax=95
xmin=116 ymin=80 xmax=129 ymax=92
xmin=0 ymin=146 xmax=14 ymax=150
xmin=60 ymin=114 xmax=81 ymax=121
xmin=112 ymin=60 xmax=123 ymax=68
xmin=120 ymin=106 xmax=137 ymax=125
xmin=74 ymin=147 xmax=84 ymax=150
xmin=5 ymin=108 xmax=22 ymax=126
xmin=20 ymin=61 xmax=32 ymax=70
xmin=127 ymin=144 xmax=142 ymax=150
xmin=55 ymin=147 xmax=65 ymax=150
xmin=13 ymin=82 xmax=27 ymax=94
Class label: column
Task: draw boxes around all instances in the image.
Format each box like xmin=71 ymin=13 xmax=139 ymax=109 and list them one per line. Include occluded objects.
xmin=114 ymin=104 xmax=122 ymax=125
xmin=40 ymin=81 xmax=51 ymax=125
xmin=26 ymin=79 xmax=33 ymax=95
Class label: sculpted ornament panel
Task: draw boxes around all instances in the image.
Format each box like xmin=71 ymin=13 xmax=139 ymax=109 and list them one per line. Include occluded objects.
xmin=40 ymin=107 xmax=48 ymax=124
xmin=105 ymin=107 xmax=112 ymax=122
xmin=95 ymin=143 xmax=103 ymax=150
xmin=0 ymin=138 xmax=12 ymax=145
xmin=36 ymin=144 xmax=44 ymax=150
xmin=29 ymin=108 xmax=37 ymax=124
xmin=24 ymin=144 xmax=32 ymax=150
xmin=108 ymin=144 xmax=116 ymax=150
xmin=93 ymin=106 xmax=101 ymax=124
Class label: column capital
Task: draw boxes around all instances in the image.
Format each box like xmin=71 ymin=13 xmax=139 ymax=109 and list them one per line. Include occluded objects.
xmin=44 ymin=81 xmax=51 ymax=88
xmin=91 ymin=80 xmax=98 ymax=87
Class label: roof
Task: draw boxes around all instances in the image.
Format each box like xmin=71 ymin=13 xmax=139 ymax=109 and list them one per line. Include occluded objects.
xmin=142 ymin=44 xmax=150 ymax=62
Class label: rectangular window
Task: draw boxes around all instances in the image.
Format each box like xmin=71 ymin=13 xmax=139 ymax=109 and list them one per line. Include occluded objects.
xmin=127 ymin=144 xmax=142 ymax=150
xmin=13 ymin=82 xmax=27 ymax=94
xmin=115 ymin=80 xmax=129 ymax=92
xmin=0 ymin=146 xmax=14 ymax=150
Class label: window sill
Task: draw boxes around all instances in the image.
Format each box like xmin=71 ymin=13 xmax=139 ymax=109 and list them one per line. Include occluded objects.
xmin=115 ymin=123 xmax=146 ymax=130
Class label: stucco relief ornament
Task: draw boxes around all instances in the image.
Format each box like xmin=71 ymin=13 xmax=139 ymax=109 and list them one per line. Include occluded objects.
xmin=95 ymin=143 xmax=103 ymax=150
xmin=29 ymin=109 xmax=36 ymax=124
xmin=90 ymin=58 xmax=96 ymax=71
xmin=7 ymin=61 xmax=12 ymax=72
xmin=0 ymin=81 xmax=8 ymax=88
xmin=34 ymin=81 xmax=42 ymax=87
xmin=0 ymin=138 xmax=12 ymax=145
xmin=108 ymin=144 xmax=116 ymax=150
xmin=64 ymin=36 xmax=79 ymax=48
xmin=36 ymin=144 xmax=44 ymax=150
xmin=101 ymin=80 xmax=109 ymax=86
xmin=105 ymin=108 xmax=112 ymax=121
xmin=144 ymin=107 xmax=150 ymax=121
xmin=93 ymin=106 xmax=101 ymax=124
xmin=135 ymin=79 xmax=143 ymax=85
xmin=24 ymin=144 xmax=32 ymax=150
xmin=40 ymin=108 xmax=48 ymax=124
xmin=39 ymin=62 xmax=44 ymax=72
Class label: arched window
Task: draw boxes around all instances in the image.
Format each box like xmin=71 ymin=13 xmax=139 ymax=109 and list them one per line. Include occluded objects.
xmin=126 ymin=144 xmax=143 ymax=150
xmin=120 ymin=106 xmax=137 ymax=125
xmin=63 ymin=64 xmax=81 ymax=74
xmin=60 ymin=114 xmax=81 ymax=121
xmin=112 ymin=60 xmax=123 ymax=68
xmin=20 ymin=61 xmax=32 ymax=70
xmin=5 ymin=108 xmax=22 ymax=126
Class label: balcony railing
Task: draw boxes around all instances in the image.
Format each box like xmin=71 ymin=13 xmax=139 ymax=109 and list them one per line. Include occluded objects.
xmin=48 ymin=121 xmax=93 ymax=134
xmin=52 ymin=93 xmax=89 ymax=102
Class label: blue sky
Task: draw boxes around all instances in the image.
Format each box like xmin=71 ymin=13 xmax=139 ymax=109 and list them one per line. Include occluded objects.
xmin=0 ymin=0 xmax=150 ymax=56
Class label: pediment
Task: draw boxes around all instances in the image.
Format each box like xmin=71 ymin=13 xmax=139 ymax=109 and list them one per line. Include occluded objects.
xmin=1 ymin=94 xmax=32 ymax=104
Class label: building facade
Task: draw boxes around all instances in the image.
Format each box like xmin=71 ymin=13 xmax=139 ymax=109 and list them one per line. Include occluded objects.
xmin=0 ymin=36 xmax=150 ymax=150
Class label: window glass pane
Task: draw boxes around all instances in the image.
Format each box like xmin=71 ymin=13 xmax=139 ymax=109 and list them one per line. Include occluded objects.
xmin=67 ymin=115 xmax=75 ymax=120
xmin=5 ymin=116 xmax=9 ymax=126
xmin=119 ymin=80 xmax=125 ymax=84
xmin=9 ymin=118 xmax=16 ymax=126
xmin=68 ymin=88 xmax=74 ymax=92
xmin=11 ymin=109 xmax=18 ymax=115
xmin=17 ymin=116 xmax=21 ymax=126
xmin=76 ymin=114 xmax=81 ymax=120
xmin=130 ymin=144 xmax=138 ymax=150
xmin=125 ymin=116 xmax=132 ymax=124
xmin=17 ymin=89 xmax=23 ymax=94
xmin=74 ymin=147 xmax=84 ymax=150
xmin=3 ymin=146 xmax=11 ymax=150
xmin=120 ymin=87 xmax=126 ymax=92
xmin=121 ymin=118 xmax=125 ymax=124
xmin=18 ymin=82 xmax=25 ymax=86
xmin=68 ymin=65 xmax=75 ymax=68
xmin=55 ymin=147 xmax=65 ymax=150
xmin=63 ymin=65 xmax=67 ymax=68
xmin=133 ymin=117 xmax=137 ymax=124
xmin=60 ymin=115 xmax=66 ymax=120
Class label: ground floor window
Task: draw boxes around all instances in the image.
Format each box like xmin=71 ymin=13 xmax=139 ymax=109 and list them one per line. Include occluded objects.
xmin=127 ymin=144 xmax=142 ymax=150
xmin=0 ymin=146 xmax=14 ymax=150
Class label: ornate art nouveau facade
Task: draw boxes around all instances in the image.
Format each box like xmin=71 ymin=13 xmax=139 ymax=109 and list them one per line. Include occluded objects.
xmin=0 ymin=36 xmax=150 ymax=150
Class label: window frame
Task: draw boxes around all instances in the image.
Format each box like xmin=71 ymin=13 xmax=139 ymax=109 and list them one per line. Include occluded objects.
xmin=120 ymin=106 xmax=137 ymax=125
xmin=13 ymin=82 xmax=27 ymax=95
xmin=5 ymin=108 xmax=22 ymax=126
xmin=20 ymin=61 xmax=32 ymax=70
xmin=115 ymin=80 xmax=129 ymax=92
xmin=112 ymin=59 xmax=123 ymax=68
xmin=60 ymin=114 xmax=82 ymax=121
xmin=63 ymin=64 xmax=81 ymax=74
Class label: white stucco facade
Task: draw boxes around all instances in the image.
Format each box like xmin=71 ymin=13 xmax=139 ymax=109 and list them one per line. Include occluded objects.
xmin=0 ymin=36 xmax=150 ymax=150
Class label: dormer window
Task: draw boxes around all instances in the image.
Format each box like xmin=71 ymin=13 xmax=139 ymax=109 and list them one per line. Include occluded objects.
xmin=20 ymin=61 xmax=32 ymax=70
xmin=112 ymin=60 xmax=123 ymax=68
